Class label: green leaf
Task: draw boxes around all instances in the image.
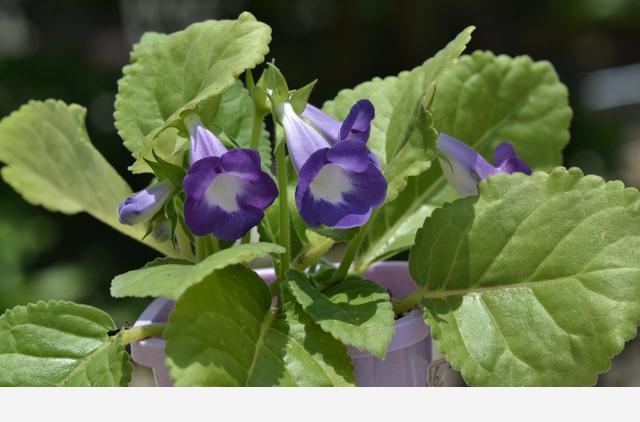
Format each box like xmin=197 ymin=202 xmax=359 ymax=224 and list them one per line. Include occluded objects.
xmin=311 ymin=226 xmax=359 ymax=242
xmin=165 ymin=266 xmax=355 ymax=386
xmin=211 ymin=82 xmax=272 ymax=171
xmin=383 ymin=104 xmax=437 ymax=203
xmin=409 ymin=168 xmax=640 ymax=386
xmin=111 ymin=242 xmax=284 ymax=300
xmin=258 ymin=179 xmax=305 ymax=259
xmin=289 ymin=79 xmax=318 ymax=114
xmin=356 ymin=51 xmax=572 ymax=270
xmin=0 ymin=100 xmax=176 ymax=257
xmin=115 ymin=12 xmax=271 ymax=161
xmin=432 ymin=51 xmax=572 ymax=167
xmin=130 ymin=82 xmax=272 ymax=174
xmin=145 ymin=149 xmax=186 ymax=187
xmin=323 ymin=26 xmax=474 ymax=203
xmin=286 ymin=271 xmax=395 ymax=359
xmin=0 ymin=301 xmax=131 ymax=386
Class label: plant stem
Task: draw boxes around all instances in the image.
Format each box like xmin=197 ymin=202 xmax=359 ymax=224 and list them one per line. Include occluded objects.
xmin=272 ymin=141 xmax=290 ymax=295
xmin=250 ymin=110 xmax=265 ymax=150
xmin=324 ymin=210 xmax=377 ymax=289
xmin=208 ymin=235 xmax=220 ymax=254
xmin=241 ymin=232 xmax=251 ymax=244
xmin=121 ymin=323 xmax=167 ymax=346
xmin=392 ymin=289 xmax=423 ymax=315
xmin=292 ymin=236 xmax=335 ymax=271
xmin=241 ymin=111 xmax=266 ymax=245
xmin=195 ymin=236 xmax=207 ymax=262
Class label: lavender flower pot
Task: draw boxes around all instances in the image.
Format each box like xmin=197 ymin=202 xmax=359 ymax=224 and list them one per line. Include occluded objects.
xmin=131 ymin=261 xmax=432 ymax=386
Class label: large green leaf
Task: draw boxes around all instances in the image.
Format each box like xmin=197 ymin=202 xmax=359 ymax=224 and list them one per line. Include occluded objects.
xmin=323 ymin=27 xmax=473 ymax=203
xmin=323 ymin=27 xmax=474 ymax=174
xmin=0 ymin=301 xmax=131 ymax=386
xmin=111 ymin=242 xmax=284 ymax=300
xmin=287 ymin=271 xmax=394 ymax=359
xmin=409 ymin=168 xmax=640 ymax=386
xmin=165 ymin=266 xmax=355 ymax=386
xmin=130 ymin=81 xmax=272 ymax=174
xmin=356 ymin=51 xmax=572 ymax=270
xmin=114 ymin=12 xmax=271 ymax=162
xmin=0 ymin=100 xmax=176 ymax=257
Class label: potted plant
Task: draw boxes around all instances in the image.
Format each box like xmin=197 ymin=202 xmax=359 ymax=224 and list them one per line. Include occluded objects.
xmin=1 ymin=12 xmax=638 ymax=387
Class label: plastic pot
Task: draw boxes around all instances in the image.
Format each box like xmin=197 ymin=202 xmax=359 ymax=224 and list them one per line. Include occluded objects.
xmin=131 ymin=261 xmax=432 ymax=386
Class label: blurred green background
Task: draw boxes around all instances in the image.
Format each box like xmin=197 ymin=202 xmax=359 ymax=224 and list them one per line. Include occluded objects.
xmin=1 ymin=0 xmax=639 ymax=385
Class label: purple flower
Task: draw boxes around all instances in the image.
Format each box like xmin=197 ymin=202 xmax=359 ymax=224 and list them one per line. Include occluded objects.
xmin=118 ymin=180 xmax=174 ymax=225
xmin=278 ymin=102 xmax=386 ymax=228
xmin=302 ymin=99 xmax=375 ymax=144
xmin=182 ymin=115 xmax=277 ymax=241
xmin=437 ymin=133 xmax=531 ymax=197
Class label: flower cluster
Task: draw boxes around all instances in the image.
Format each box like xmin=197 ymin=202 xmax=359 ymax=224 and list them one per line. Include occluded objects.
xmin=116 ymin=90 xmax=533 ymax=244
xmin=117 ymin=99 xmax=389 ymax=241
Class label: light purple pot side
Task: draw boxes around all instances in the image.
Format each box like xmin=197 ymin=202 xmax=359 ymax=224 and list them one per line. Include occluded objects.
xmin=130 ymin=261 xmax=432 ymax=387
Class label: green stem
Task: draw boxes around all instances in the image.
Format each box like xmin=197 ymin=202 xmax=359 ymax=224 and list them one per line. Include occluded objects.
xmin=208 ymin=235 xmax=220 ymax=254
xmin=195 ymin=236 xmax=207 ymax=262
xmin=250 ymin=110 xmax=265 ymax=150
xmin=323 ymin=210 xmax=378 ymax=290
xmin=121 ymin=323 xmax=167 ymax=346
xmin=392 ymin=289 xmax=423 ymax=315
xmin=272 ymin=140 xmax=290 ymax=295
xmin=241 ymin=111 xmax=266 ymax=246
xmin=292 ymin=236 xmax=335 ymax=271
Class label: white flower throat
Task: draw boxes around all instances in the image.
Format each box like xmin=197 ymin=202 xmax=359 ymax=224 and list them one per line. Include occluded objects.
xmin=310 ymin=164 xmax=352 ymax=203
xmin=205 ymin=173 xmax=244 ymax=212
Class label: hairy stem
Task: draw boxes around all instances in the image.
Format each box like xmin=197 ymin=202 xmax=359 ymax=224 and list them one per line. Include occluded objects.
xmin=195 ymin=236 xmax=208 ymax=262
xmin=392 ymin=289 xmax=423 ymax=315
xmin=323 ymin=210 xmax=378 ymax=290
xmin=121 ymin=323 xmax=167 ymax=346
xmin=250 ymin=110 xmax=265 ymax=150
xmin=272 ymin=141 xmax=290 ymax=295
xmin=292 ymin=236 xmax=335 ymax=271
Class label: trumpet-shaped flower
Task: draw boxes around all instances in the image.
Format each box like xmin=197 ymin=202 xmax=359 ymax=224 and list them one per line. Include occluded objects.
xmin=278 ymin=102 xmax=386 ymax=228
xmin=182 ymin=115 xmax=277 ymax=240
xmin=302 ymin=99 xmax=375 ymax=144
xmin=437 ymin=133 xmax=531 ymax=197
xmin=118 ymin=180 xmax=174 ymax=225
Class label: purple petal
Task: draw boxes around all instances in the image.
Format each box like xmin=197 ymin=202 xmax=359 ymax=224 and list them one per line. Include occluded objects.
xmin=182 ymin=156 xmax=220 ymax=199
xmin=189 ymin=123 xmax=227 ymax=164
xmin=437 ymin=133 xmax=499 ymax=197
xmin=326 ymin=139 xmax=370 ymax=173
xmin=493 ymin=142 xmax=517 ymax=165
xmin=302 ymin=103 xmax=341 ymax=144
xmin=334 ymin=209 xmax=372 ymax=229
xmin=279 ymin=102 xmax=331 ymax=170
xmin=339 ymin=99 xmax=375 ymax=143
xmin=295 ymin=148 xmax=331 ymax=212
xmin=239 ymin=171 xmax=278 ymax=210
xmin=219 ymin=148 xmax=262 ymax=182
xmin=493 ymin=142 xmax=532 ymax=175
xmin=183 ymin=151 xmax=278 ymax=240
xmin=299 ymin=188 xmax=370 ymax=227
xmin=184 ymin=196 xmax=263 ymax=240
xmin=497 ymin=156 xmax=532 ymax=175
xmin=342 ymin=164 xmax=387 ymax=210
xmin=295 ymin=147 xmax=387 ymax=228
xmin=118 ymin=180 xmax=173 ymax=225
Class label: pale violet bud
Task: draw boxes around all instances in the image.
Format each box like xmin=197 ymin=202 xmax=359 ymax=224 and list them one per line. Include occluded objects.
xmin=118 ymin=181 xmax=174 ymax=225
